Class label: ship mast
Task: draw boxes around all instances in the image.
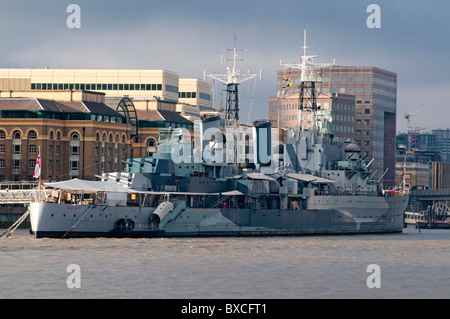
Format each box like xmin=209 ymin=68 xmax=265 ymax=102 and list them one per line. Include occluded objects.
xmin=280 ymin=30 xmax=334 ymax=136
xmin=204 ymin=37 xmax=261 ymax=128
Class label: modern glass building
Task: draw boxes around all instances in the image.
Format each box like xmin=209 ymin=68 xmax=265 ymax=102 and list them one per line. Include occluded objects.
xmin=270 ymin=66 xmax=397 ymax=187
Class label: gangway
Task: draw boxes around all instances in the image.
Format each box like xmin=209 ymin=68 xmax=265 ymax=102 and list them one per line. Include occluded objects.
xmin=0 ymin=182 xmax=49 ymax=204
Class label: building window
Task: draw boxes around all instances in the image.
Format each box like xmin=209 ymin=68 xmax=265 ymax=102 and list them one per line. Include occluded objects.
xmin=71 ymin=133 xmax=79 ymax=141
xmin=29 ymin=145 xmax=37 ymax=154
xmin=147 ymin=138 xmax=156 ymax=157
xmin=13 ymin=145 xmax=21 ymax=155
xmin=0 ymin=131 xmax=5 ymax=140
xmin=56 ymin=145 xmax=60 ymax=155
xmin=70 ymin=161 xmax=79 ymax=170
xmin=70 ymin=146 xmax=79 ymax=156
xmin=49 ymin=145 xmax=52 ymax=154
xmin=365 ymin=119 xmax=370 ymax=125
xmin=56 ymin=132 xmax=61 ymax=141
xmin=365 ymin=109 xmax=371 ymax=114
xmin=55 ymin=160 xmax=59 ymax=169
xmin=49 ymin=131 xmax=54 ymax=140
xmin=48 ymin=160 xmax=52 ymax=169
xmin=365 ymin=98 xmax=371 ymax=104
xmin=0 ymin=159 xmax=5 ymax=168
xmin=12 ymin=160 xmax=20 ymax=169
xmin=13 ymin=131 xmax=21 ymax=140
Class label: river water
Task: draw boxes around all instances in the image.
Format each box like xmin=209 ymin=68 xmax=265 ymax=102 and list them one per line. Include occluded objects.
xmin=1 ymin=226 xmax=449 ymax=299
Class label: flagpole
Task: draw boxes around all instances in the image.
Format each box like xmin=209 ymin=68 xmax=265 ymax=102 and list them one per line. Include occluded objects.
xmin=39 ymin=145 xmax=41 ymax=191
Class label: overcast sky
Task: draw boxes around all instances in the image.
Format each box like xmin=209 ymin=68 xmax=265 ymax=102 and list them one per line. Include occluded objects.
xmin=0 ymin=0 xmax=448 ymax=133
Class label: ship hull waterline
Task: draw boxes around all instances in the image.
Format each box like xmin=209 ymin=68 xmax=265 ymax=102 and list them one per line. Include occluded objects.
xmin=30 ymin=195 xmax=408 ymax=238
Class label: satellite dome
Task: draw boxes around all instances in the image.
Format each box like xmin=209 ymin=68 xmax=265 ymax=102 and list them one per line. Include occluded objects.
xmin=345 ymin=143 xmax=361 ymax=153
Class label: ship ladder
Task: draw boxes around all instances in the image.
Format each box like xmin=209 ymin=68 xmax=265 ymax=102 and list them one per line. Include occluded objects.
xmin=0 ymin=207 xmax=31 ymax=238
xmin=62 ymin=205 xmax=93 ymax=238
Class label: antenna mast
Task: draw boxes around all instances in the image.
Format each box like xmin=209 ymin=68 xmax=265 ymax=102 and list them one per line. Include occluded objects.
xmin=204 ymin=37 xmax=261 ymax=128
xmin=280 ymin=30 xmax=334 ymax=134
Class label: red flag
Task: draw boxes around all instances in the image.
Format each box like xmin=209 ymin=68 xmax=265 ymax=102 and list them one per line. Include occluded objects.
xmin=33 ymin=151 xmax=41 ymax=178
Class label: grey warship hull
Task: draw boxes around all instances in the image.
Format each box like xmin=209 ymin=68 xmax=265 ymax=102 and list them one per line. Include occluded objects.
xmin=30 ymin=194 xmax=408 ymax=238
xmin=157 ymin=195 xmax=408 ymax=237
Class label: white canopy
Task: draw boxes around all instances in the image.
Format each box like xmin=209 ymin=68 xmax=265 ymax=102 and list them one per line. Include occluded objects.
xmin=44 ymin=178 xmax=135 ymax=193
xmin=44 ymin=178 xmax=245 ymax=196
xmin=246 ymin=172 xmax=277 ymax=181
xmin=285 ymin=173 xmax=336 ymax=184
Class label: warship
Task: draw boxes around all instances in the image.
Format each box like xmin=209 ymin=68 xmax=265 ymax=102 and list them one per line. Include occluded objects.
xmin=29 ymin=32 xmax=409 ymax=238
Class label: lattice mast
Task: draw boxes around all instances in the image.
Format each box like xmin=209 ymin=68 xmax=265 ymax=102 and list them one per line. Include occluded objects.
xmin=204 ymin=37 xmax=261 ymax=128
xmin=280 ymin=30 xmax=334 ymax=134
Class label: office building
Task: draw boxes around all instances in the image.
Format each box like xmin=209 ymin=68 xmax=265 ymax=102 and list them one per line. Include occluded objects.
xmin=269 ymin=90 xmax=355 ymax=140
xmin=0 ymin=68 xmax=212 ymax=111
xmin=270 ymin=66 xmax=397 ymax=187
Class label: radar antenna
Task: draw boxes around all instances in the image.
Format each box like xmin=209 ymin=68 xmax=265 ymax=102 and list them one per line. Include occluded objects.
xmin=204 ymin=37 xmax=261 ymax=128
xmin=280 ymin=30 xmax=335 ymax=134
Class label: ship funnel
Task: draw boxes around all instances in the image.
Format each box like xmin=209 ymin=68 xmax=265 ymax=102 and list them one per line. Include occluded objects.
xmin=253 ymin=120 xmax=272 ymax=166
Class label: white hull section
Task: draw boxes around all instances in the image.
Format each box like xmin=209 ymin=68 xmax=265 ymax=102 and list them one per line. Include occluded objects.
xmin=30 ymin=202 xmax=155 ymax=236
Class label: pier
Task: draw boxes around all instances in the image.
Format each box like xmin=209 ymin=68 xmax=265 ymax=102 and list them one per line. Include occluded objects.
xmin=0 ymin=182 xmax=49 ymax=228
xmin=405 ymin=189 xmax=450 ymax=229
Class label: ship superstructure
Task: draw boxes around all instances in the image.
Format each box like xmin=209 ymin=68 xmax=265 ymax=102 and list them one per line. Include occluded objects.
xmin=29 ymin=32 xmax=408 ymax=238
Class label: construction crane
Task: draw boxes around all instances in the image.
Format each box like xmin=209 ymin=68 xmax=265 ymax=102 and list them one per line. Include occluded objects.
xmin=404 ymin=110 xmax=419 ymax=127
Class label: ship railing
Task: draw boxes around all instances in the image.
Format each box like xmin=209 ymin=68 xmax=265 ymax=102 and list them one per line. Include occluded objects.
xmin=204 ymin=194 xmax=230 ymax=208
